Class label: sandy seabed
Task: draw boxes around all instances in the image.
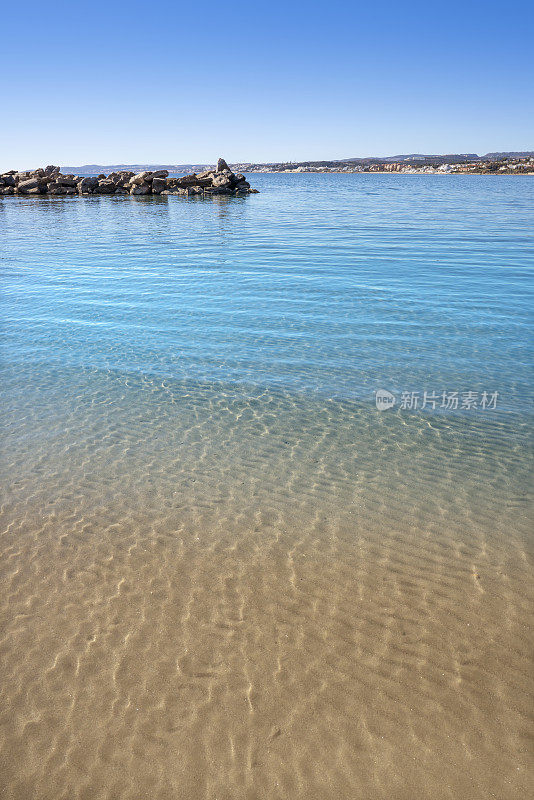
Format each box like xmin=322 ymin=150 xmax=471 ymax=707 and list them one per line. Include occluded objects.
xmin=1 ymin=371 xmax=533 ymax=800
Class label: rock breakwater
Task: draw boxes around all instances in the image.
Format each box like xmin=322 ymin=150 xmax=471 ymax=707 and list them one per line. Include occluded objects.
xmin=0 ymin=158 xmax=258 ymax=198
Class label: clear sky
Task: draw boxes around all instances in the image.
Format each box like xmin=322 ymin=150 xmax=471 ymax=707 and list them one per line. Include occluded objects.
xmin=1 ymin=0 xmax=532 ymax=169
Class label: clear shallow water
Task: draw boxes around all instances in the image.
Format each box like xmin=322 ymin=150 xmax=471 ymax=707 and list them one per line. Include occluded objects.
xmin=1 ymin=175 xmax=533 ymax=800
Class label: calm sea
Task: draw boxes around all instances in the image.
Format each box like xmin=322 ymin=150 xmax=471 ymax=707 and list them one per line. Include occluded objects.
xmin=1 ymin=174 xmax=533 ymax=800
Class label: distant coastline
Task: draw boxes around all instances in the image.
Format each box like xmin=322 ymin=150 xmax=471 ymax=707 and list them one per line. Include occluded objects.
xmin=240 ymin=152 xmax=534 ymax=175
xmin=54 ymin=151 xmax=534 ymax=177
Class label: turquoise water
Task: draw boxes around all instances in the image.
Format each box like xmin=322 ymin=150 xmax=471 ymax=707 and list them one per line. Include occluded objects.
xmin=2 ymin=174 xmax=533 ymax=405
xmin=1 ymin=175 xmax=533 ymax=799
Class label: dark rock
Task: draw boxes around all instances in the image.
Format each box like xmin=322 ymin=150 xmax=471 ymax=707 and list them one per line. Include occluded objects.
xmin=151 ymin=170 xmax=169 ymax=179
xmin=112 ymin=175 xmax=131 ymax=188
xmin=217 ymin=158 xmax=230 ymax=172
xmin=56 ymin=176 xmax=77 ymax=187
xmin=205 ymin=185 xmax=231 ymax=195
xmin=48 ymin=183 xmax=76 ymax=195
xmin=78 ymin=176 xmax=99 ymax=191
xmin=176 ymin=174 xmax=200 ymax=187
xmin=47 ymin=182 xmax=66 ymax=194
xmin=212 ymin=172 xmax=232 ymax=189
xmin=194 ymin=176 xmax=215 ymax=187
xmin=95 ymin=180 xmax=115 ymax=194
xmin=18 ymin=178 xmax=42 ymax=193
xmin=151 ymin=177 xmax=167 ymax=194
xmin=130 ymin=184 xmax=151 ymax=195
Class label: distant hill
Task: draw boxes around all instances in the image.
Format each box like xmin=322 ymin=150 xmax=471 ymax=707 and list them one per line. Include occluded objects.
xmin=383 ymin=153 xmax=479 ymax=163
xmin=346 ymin=152 xmax=532 ymax=164
xmin=243 ymin=151 xmax=534 ymax=170
xmin=61 ymin=163 xmax=213 ymax=175
xmin=483 ymin=151 xmax=534 ymax=159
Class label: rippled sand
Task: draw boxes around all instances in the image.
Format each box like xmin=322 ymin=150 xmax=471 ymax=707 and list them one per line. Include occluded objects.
xmin=1 ymin=366 xmax=533 ymax=799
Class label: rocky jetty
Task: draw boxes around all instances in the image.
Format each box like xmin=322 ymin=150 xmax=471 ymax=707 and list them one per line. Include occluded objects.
xmin=0 ymin=159 xmax=259 ymax=198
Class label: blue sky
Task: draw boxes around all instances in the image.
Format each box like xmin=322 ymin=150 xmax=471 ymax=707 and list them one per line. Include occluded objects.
xmin=0 ymin=0 xmax=532 ymax=169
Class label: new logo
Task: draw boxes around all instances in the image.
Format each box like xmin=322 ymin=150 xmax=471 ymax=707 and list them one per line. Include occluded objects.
xmin=375 ymin=389 xmax=396 ymax=411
